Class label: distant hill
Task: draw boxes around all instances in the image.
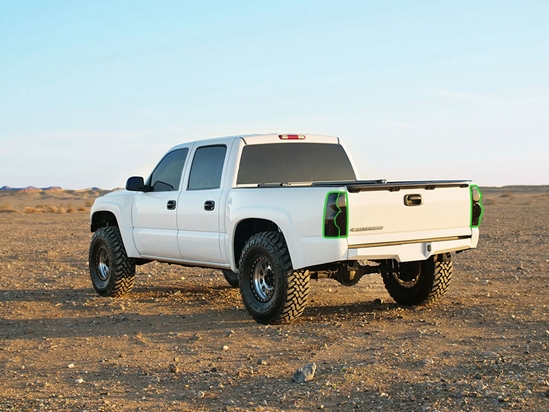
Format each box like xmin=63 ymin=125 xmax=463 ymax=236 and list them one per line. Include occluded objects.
xmin=480 ymin=185 xmax=549 ymax=193
xmin=0 ymin=186 xmax=110 ymax=192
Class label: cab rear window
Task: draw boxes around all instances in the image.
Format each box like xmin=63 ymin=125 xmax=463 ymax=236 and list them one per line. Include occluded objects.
xmin=237 ymin=143 xmax=356 ymax=185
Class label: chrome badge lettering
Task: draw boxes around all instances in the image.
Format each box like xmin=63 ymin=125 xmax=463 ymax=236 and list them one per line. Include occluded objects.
xmin=350 ymin=226 xmax=384 ymax=232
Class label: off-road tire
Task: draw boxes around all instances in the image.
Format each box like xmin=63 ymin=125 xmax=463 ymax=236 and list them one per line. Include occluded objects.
xmin=238 ymin=231 xmax=310 ymax=324
xmin=222 ymin=270 xmax=240 ymax=288
xmin=89 ymin=226 xmax=136 ymax=297
xmin=381 ymin=254 xmax=452 ymax=306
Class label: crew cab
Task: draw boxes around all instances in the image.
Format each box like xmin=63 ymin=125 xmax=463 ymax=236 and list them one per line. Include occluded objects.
xmin=88 ymin=133 xmax=483 ymax=324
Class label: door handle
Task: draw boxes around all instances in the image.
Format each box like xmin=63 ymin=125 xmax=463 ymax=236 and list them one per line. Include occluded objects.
xmin=204 ymin=200 xmax=215 ymax=211
xmin=167 ymin=200 xmax=177 ymax=210
xmin=404 ymin=194 xmax=422 ymax=206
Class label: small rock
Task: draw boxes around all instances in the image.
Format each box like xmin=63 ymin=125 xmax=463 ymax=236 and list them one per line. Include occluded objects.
xmin=373 ymin=298 xmax=383 ymax=304
xmin=169 ymin=363 xmax=179 ymax=373
xmin=257 ymin=359 xmax=268 ymax=365
xmin=482 ymin=351 xmax=499 ymax=358
xmin=225 ymin=330 xmax=235 ymax=337
xmin=67 ymin=363 xmax=75 ymax=369
xmin=222 ymin=345 xmax=230 ymax=351
xmin=75 ymin=378 xmax=84 ymax=384
xmin=422 ymin=358 xmax=434 ymax=365
xmin=196 ymin=390 xmax=205 ymax=399
xmin=293 ymin=362 xmax=316 ymax=383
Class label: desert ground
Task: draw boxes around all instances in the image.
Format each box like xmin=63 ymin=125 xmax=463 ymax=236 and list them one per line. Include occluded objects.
xmin=1 ymin=186 xmax=548 ymax=411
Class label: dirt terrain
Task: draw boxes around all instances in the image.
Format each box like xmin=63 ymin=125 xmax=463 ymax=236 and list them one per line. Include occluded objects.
xmin=1 ymin=187 xmax=549 ymax=411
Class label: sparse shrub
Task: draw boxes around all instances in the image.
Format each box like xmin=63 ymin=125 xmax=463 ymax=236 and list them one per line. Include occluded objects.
xmin=0 ymin=205 xmax=18 ymax=213
xmin=24 ymin=207 xmax=38 ymax=214
xmin=77 ymin=206 xmax=88 ymax=212
xmin=67 ymin=206 xmax=76 ymax=213
xmin=84 ymin=200 xmax=94 ymax=207
xmin=57 ymin=207 xmax=67 ymax=214
xmin=46 ymin=205 xmax=58 ymax=213
xmin=500 ymin=193 xmax=513 ymax=198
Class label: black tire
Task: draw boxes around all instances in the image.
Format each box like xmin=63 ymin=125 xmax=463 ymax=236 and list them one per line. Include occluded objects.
xmin=222 ymin=270 xmax=240 ymax=288
xmin=89 ymin=226 xmax=136 ymax=297
xmin=238 ymin=232 xmax=310 ymax=324
xmin=381 ymin=254 xmax=452 ymax=306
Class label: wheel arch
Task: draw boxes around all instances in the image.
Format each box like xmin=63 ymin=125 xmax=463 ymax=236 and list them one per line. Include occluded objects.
xmin=91 ymin=210 xmax=119 ymax=232
xmin=231 ymin=218 xmax=281 ymax=270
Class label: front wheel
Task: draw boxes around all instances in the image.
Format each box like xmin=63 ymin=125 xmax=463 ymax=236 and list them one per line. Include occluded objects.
xmin=381 ymin=254 xmax=452 ymax=305
xmin=222 ymin=270 xmax=239 ymax=288
xmin=238 ymin=232 xmax=310 ymax=324
xmin=89 ymin=226 xmax=136 ymax=297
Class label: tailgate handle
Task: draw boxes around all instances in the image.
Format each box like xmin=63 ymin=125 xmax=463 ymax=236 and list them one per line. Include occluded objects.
xmin=404 ymin=194 xmax=422 ymax=206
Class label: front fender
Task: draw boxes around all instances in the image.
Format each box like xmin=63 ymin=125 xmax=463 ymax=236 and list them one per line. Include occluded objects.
xmin=90 ymin=191 xmax=139 ymax=258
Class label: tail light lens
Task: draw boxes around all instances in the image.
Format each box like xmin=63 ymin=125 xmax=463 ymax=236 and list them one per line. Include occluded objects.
xmin=470 ymin=185 xmax=483 ymax=227
xmin=324 ymin=192 xmax=348 ymax=238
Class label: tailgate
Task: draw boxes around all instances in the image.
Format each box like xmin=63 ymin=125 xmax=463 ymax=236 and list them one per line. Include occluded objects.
xmin=346 ymin=181 xmax=472 ymax=247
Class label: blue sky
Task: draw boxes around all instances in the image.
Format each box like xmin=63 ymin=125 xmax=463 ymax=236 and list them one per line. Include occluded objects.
xmin=1 ymin=0 xmax=547 ymax=188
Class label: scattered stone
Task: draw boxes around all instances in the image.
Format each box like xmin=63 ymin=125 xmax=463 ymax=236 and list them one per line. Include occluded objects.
xmin=373 ymin=298 xmax=383 ymax=304
xmin=75 ymin=378 xmax=84 ymax=384
xmin=169 ymin=363 xmax=179 ymax=373
xmin=257 ymin=359 xmax=268 ymax=365
xmin=196 ymin=390 xmax=205 ymax=399
xmin=293 ymin=363 xmax=316 ymax=383
xmin=67 ymin=363 xmax=75 ymax=369
xmin=222 ymin=345 xmax=230 ymax=351
xmin=225 ymin=330 xmax=235 ymax=337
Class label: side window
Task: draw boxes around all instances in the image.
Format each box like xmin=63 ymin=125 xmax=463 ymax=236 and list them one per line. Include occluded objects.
xmin=188 ymin=145 xmax=227 ymax=190
xmin=148 ymin=148 xmax=188 ymax=192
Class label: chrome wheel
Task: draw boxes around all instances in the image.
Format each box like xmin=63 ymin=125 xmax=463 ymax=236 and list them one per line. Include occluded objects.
xmin=96 ymin=246 xmax=110 ymax=282
xmin=251 ymin=256 xmax=275 ymax=302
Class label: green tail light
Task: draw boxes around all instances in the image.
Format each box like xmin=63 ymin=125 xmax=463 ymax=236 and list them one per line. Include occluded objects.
xmin=470 ymin=185 xmax=483 ymax=228
xmin=323 ymin=192 xmax=348 ymax=238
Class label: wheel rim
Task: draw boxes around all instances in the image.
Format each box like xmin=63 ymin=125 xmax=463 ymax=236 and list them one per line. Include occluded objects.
xmin=392 ymin=262 xmax=421 ymax=288
xmin=250 ymin=256 xmax=274 ymax=302
xmin=96 ymin=246 xmax=110 ymax=281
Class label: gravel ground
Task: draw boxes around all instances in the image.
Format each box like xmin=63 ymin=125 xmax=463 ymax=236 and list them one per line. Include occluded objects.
xmin=1 ymin=188 xmax=548 ymax=411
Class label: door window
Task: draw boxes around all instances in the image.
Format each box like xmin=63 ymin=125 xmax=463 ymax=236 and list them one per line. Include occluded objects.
xmin=188 ymin=145 xmax=227 ymax=190
xmin=147 ymin=148 xmax=188 ymax=191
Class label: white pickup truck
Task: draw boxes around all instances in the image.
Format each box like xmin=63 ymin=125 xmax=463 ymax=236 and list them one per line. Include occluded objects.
xmin=89 ymin=133 xmax=483 ymax=324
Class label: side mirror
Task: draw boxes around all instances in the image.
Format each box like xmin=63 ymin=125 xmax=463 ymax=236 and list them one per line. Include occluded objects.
xmin=126 ymin=176 xmax=146 ymax=191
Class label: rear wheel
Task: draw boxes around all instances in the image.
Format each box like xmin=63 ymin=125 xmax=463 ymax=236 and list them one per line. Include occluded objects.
xmin=89 ymin=226 xmax=135 ymax=297
xmin=381 ymin=254 xmax=452 ymax=305
xmin=238 ymin=232 xmax=310 ymax=324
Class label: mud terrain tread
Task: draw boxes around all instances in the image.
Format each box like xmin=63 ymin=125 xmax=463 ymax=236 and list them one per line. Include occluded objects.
xmin=381 ymin=254 xmax=452 ymax=306
xmin=239 ymin=231 xmax=310 ymax=324
xmin=426 ymin=258 xmax=452 ymax=303
xmin=89 ymin=226 xmax=135 ymax=297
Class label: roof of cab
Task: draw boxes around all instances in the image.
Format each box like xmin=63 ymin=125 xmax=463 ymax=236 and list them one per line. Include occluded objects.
xmin=170 ymin=133 xmax=340 ymax=150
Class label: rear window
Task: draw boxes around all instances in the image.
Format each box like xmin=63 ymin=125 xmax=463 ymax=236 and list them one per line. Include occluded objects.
xmin=237 ymin=143 xmax=356 ymax=185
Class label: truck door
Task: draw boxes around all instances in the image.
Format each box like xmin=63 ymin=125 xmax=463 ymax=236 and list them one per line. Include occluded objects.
xmin=132 ymin=148 xmax=189 ymax=258
xmin=177 ymin=144 xmax=227 ymax=263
